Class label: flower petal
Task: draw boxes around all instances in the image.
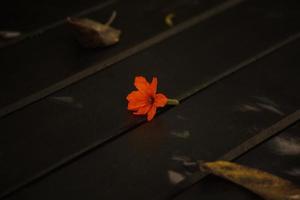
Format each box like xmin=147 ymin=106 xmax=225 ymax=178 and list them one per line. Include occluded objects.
xmin=147 ymin=105 xmax=157 ymax=121
xmin=133 ymin=104 xmax=152 ymax=115
xmin=149 ymin=77 xmax=158 ymax=95
xmin=127 ymin=91 xmax=148 ymax=111
xmin=126 ymin=90 xmax=146 ymax=101
xmin=155 ymin=93 xmax=168 ymax=107
xmin=134 ymin=76 xmax=150 ymax=93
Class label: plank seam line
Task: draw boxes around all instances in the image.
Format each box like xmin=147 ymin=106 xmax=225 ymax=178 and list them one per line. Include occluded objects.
xmin=1 ymin=29 xmax=299 ymax=200
xmin=0 ymin=0 xmax=245 ymax=119
xmin=177 ymin=31 xmax=300 ymax=102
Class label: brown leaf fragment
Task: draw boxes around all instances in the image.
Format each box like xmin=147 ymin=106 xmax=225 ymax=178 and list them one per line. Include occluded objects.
xmin=200 ymin=160 xmax=300 ymax=200
xmin=67 ymin=11 xmax=121 ymax=48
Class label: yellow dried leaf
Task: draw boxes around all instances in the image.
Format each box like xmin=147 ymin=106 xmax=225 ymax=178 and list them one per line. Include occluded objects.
xmin=165 ymin=13 xmax=175 ymax=27
xmin=200 ymin=160 xmax=300 ymax=200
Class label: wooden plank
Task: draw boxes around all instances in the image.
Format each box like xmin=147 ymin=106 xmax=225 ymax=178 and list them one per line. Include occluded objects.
xmin=5 ymin=32 xmax=300 ymax=200
xmin=0 ymin=0 xmax=228 ymax=113
xmin=0 ymin=0 xmax=300 ymax=197
xmin=173 ymin=123 xmax=300 ymax=200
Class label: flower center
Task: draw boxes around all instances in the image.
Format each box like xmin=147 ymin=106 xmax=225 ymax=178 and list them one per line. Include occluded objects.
xmin=148 ymin=96 xmax=154 ymax=104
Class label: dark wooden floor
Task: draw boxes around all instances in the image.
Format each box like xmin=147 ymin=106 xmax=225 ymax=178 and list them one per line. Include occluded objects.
xmin=0 ymin=0 xmax=300 ymax=199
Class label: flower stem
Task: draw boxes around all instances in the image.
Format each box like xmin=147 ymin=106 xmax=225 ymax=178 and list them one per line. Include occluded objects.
xmin=167 ymin=99 xmax=180 ymax=105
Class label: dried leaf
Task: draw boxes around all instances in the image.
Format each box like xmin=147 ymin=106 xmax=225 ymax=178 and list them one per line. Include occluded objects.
xmin=165 ymin=13 xmax=175 ymax=27
xmin=200 ymin=160 xmax=300 ymax=200
xmin=67 ymin=11 xmax=121 ymax=48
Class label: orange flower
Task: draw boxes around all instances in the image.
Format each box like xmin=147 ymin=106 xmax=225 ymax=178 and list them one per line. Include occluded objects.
xmin=127 ymin=76 xmax=177 ymax=121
